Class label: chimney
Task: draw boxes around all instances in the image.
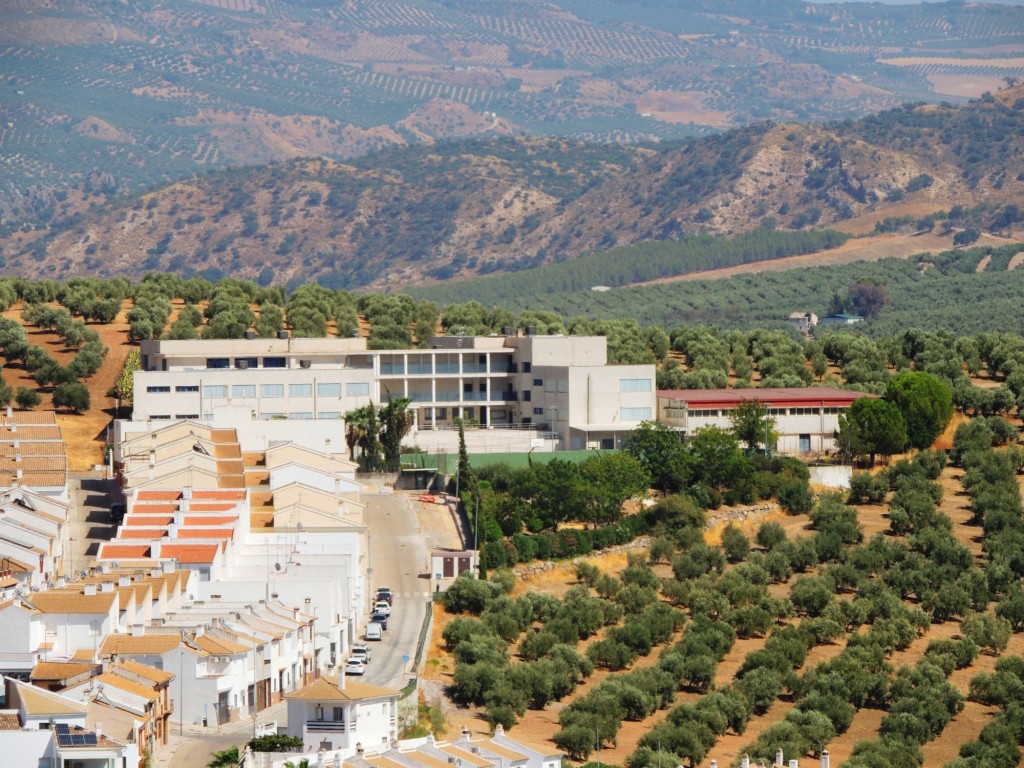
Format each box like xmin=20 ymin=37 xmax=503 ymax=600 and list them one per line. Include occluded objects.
xmin=150 ymin=542 xmax=160 ymax=559
xmin=57 ymin=576 xmax=66 ymax=589
xmin=100 ymin=582 xmax=114 ymax=593
xmin=167 ymin=523 xmax=178 ymax=539
xmin=5 ymin=406 xmax=11 ymax=418
xmin=84 ymin=584 xmax=97 ymax=596
xmin=776 ymin=749 xmax=785 ymax=767
xmin=95 ymin=723 xmax=102 ymax=740
xmin=789 ymin=762 xmax=798 ymax=768
xmin=710 ymin=762 xmax=717 ymax=768
xmin=741 ymin=756 xmax=750 ymax=768
xmin=820 ymin=751 xmax=829 ymax=768
xmin=494 ymin=724 xmax=504 ymax=736
xmin=131 ymin=624 xmax=145 ymax=637
xmin=118 ymin=575 xmax=130 ymax=588
xmin=355 ymin=743 xmax=364 ymax=756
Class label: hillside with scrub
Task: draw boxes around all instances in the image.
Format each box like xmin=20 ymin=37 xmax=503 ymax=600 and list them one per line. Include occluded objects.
xmin=6 ymin=87 xmax=1024 ymax=291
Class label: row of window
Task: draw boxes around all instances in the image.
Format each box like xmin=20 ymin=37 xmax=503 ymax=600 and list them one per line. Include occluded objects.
xmin=149 ymin=382 xmax=372 ymax=398
xmin=207 ymin=357 xmax=287 ymax=369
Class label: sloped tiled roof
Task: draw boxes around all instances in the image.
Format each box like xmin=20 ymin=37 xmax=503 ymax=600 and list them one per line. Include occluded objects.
xmin=96 ymin=672 xmax=159 ymax=701
xmin=31 ymin=661 xmax=97 ymax=680
xmin=160 ymin=543 xmax=220 ymax=564
xmin=15 ymin=681 xmax=87 ymax=716
xmin=286 ymin=676 xmax=398 ymax=702
xmin=100 ymin=634 xmax=182 ymax=655
xmin=116 ymin=660 xmax=173 ymax=684
xmin=29 ymin=590 xmax=117 ymax=614
xmin=193 ymin=635 xmax=248 ymax=655
xmin=0 ymin=712 xmax=21 ymax=730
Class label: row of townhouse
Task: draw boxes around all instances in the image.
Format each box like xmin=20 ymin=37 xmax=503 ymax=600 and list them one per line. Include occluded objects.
xmin=0 ymin=487 xmax=70 ymax=590
xmin=126 ymin=332 xmax=658 ymax=454
xmin=243 ymin=721 xmax=562 ymax=768
xmin=0 ymin=410 xmax=69 ymax=503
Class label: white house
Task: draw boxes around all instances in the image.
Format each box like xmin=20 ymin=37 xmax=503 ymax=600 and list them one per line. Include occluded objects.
xmin=284 ymin=675 xmax=400 ymax=757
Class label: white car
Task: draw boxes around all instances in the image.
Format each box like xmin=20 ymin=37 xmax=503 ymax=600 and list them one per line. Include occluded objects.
xmin=373 ymin=600 xmax=391 ymax=616
xmin=351 ymin=643 xmax=372 ymax=664
xmin=345 ymin=658 xmax=366 ymax=676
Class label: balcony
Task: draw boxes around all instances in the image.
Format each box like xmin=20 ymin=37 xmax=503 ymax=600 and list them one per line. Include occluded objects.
xmin=306 ymin=720 xmax=347 ymax=733
xmin=435 ymin=363 xmax=460 ymax=374
xmin=462 ymin=363 xmax=487 ymax=373
xmin=408 ymin=363 xmax=433 ymax=375
xmin=380 ymin=364 xmax=405 ymax=375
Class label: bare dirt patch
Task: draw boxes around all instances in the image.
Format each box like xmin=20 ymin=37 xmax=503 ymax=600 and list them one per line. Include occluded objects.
xmin=634 ymin=91 xmax=732 ymax=127
xmin=630 ymin=231 xmax=1006 ymax=288
xmin=928 ymin=73 xmax=1016 ymax=99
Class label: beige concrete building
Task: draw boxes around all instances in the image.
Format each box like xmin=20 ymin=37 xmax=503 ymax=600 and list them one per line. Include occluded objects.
xmin=131 ymin=333 xmax=656 ymax=452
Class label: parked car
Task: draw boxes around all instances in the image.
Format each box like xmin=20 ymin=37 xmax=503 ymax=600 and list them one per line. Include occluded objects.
xmin=351 ymin=643 xmax=372 ymax=663
xmin=345 ymin=658 xmax=365 ymax=676
xmin=373 ymin=600 xmax=391 ymax=616
xmin=375 ymin=587 xmax=394 ymax=604
xmin=370 ymin=611 xmax=389 ymax=630
xmin=365 ymin=622 xmax=383 ymax=641
xmin=110 ymin=503 xmax=126 ymax=525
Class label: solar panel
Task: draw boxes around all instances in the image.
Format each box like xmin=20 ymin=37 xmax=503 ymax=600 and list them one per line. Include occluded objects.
xmin=55 ymin=723 xmax=69 ymax=734
xmin=83 ymin=734 xmax=97 ymax=746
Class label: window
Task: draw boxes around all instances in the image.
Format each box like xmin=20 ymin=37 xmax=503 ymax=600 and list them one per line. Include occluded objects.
xmin=176 ymin=385 xmax=199 ymax=393
xmin=206 ymin=358 xmax=230 ymax=369
xmin=176 ymin=414 xmax=199 ymax=420
xmin=289 ymin=412 xmax=314 ymax=420
xmin=533 ymin=378 xmax=543 ymax=387
xmin=318 ymin=383 xmax=342 ymax=397
xmin=289 ymin=383 xmax=313 ymax=397
xmin=522 ymin=391 xmax=532 ymax=402
xmin=263 ymin=357 xmax=286 ymax=369
xmin=621 ymin=407 xmax=653 ymax=421
xmin=151 ymin=415 xmax=171 ymax=420
xmin=333 ymin=707 xmax=344 ymax=722
xmin=203 ymin=385 xmax=228 ymax=399
xmin=235 ymin=357 xmax=258 ymax=369
xmin=146 ymin=386 xmax=171 ymax=393
xmin=533 ymin=407 xmax=544 ymax=415
xmin=619 ymin=378 xmax=652 ymax=393
xmin=260 ymin=383 xmax=284 ymax=397
xmin=232 ymin=384 xmax=256 ymax=398
xmin=346 ymin=382 xmax=370 ymax=396
xmin=318 ymin=412 xmax=341 ymax=419
xmin=523 ymin=362 xmax=532 ymax=373
xmin=261 ymin=413 xmax=285 ymax=420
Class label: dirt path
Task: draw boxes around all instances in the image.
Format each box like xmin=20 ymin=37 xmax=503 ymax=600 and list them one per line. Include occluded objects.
xmin=630 ymin=231 xmax=1022 ymax=288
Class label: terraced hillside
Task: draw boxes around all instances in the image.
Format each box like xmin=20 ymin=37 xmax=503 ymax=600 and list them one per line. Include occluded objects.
xmin=1 ymin=0 xmax=1023 ymax=229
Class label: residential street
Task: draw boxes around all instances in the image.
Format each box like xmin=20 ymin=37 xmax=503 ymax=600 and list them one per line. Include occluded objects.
xmin=154 ymin=486 xmax=462 ymax=768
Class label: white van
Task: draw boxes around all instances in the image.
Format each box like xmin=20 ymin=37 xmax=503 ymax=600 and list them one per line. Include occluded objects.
xmin=365 ymin=621 xmax=383 ymax=641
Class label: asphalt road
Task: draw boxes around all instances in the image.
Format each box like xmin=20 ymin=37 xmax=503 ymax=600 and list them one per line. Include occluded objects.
xmin=359 ymin=491 xmax=432 ymax=690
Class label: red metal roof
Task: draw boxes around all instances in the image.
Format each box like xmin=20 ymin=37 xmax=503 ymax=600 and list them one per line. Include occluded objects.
xmin=656 ymin=387 xmax=870 ymax=409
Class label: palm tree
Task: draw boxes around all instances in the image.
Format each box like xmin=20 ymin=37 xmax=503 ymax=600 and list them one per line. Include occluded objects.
xmin=380 ymin=394 xmax=413 ymax=468
xmin=344 ymin=405 xmax=371 ymax=462
xmin=206 ymin=745 xmax=240 ymax=768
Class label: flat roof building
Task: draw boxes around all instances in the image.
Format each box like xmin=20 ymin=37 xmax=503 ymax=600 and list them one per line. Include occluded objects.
xmin=131 ymin=334 xmax=656 ymax=453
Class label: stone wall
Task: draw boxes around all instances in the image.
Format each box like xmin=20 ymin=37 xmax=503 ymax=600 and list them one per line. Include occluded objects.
xmin=705 ymin=502 xmax=780 ymax=529
xmin=512 ymin=536 xmax=653 ymax=578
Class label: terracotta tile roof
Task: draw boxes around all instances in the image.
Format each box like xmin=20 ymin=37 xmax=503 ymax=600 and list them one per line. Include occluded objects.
xmin=136 ymin=491 xmax=182 ymax=501
xmin=131 ymin=503 xmax=179 ymax=513
xmin=406 ymin=751 xmax=451 ymax=768
xmin=97 ymin=544 xmax=151 ymax=559
xmin=0 ymin=441 xmax=62 ymax=456
xmin=285 ymin=676 xmax=398 ymax=702
xmin=123 ymin=515 xmax=174 ymax=526
xmin=0 ymin=426 xmax=62 ymax=441
xmin=161 ymin=544 xmax=220 ymax=564
xmin=116 ymin=660 xmax=173 ymax=684
xmin=189 ymin=502 xmax=240 ymax=512
xmin=100 ymin=634 xmax=182 ymax=655
xmin=97 ymin=672 xmax=159 ymax=701
xmin=184 ymin=516 xmax=238 ymax=526
xmin=193 ymin=635 xmax=249 ymax=654
xmin=177 ymin=528 xmax=233 ymax=540
xmin=0 ymin=457 xmax=67 ymax=472
xmin=15 ymin=681 xmax=87 ymax=715
xmin=71 ymin=648 xmax=95 ymax=661
xmin=1 ymin=411 xmax=57 ymax=426
xmin=31 ymin=661 xmax=97 ymax=680
xmin=361 ymin=757 xmax=407 ymax=768
xmin=29 ymin=590 xmax=117 ymax=614
xmin=0 ymin=470 xmax=67 ymax=487
xmin=0 ymin=712 xmax=21 ymax=730
xmin=117 ymin=528 xmax=165 ymax=539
